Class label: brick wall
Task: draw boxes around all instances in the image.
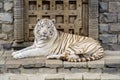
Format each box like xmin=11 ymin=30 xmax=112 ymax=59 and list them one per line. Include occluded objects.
xmin=99 ymin=0 xmax=120 ymax=50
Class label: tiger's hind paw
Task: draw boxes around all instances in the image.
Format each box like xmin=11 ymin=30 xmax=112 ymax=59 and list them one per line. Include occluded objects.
xmin=67 ymin=55 xmax=79 ymax=62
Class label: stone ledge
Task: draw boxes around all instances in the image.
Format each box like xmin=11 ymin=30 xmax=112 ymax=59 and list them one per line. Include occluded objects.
xmin=0 ymin=50 xmax=120 ymax=74
xmin=0 ymin=73 xmax=120 ymax=80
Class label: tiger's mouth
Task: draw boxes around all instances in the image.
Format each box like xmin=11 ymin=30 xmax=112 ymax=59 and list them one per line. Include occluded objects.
xmin=40 ymin=36 xmax=48 ymax=40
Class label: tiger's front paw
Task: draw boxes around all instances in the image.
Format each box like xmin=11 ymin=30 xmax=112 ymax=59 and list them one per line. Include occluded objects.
xmin=12 ymin=51 xmax=19 ymax=56
xmin=12 ymin=53 xmax=25 ymax=59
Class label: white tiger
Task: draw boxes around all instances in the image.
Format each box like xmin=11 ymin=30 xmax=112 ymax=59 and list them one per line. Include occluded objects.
xmin=12 ymin=19 xmax=104 ymax=62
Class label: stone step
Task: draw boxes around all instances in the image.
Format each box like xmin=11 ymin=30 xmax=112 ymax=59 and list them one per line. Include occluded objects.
xmin=0 ymin=73 xmax=120 ymax=80
xmin=0 ymin=50 xmax=120 ymax=74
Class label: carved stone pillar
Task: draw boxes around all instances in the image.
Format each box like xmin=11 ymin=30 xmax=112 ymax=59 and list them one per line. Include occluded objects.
xmin=14 ymin=0 xmax=24 ymax=42
xmin=88 ymin=0 xmax=99 ymax=39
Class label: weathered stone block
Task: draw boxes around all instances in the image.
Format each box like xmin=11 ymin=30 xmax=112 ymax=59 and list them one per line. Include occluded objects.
xmin=0 ymin=51 xmax=4 ymax=56
xmin=4 ymin=2 xmax=13 ymax=11
xmin=0 ymin=2 xmax=3 ymax=8
xmin=46 ymin=59 xmax=63 ymax=68
xmin=3 ymin=50 xmax=13 ymax=57
xmin=109 ymin=44 xmax=120 ymax=51
xmin=105 ymin=50 xmax=120 ymax=56
xmin=83 ymin=73 xmax=101 ymax=80
xmin=0 ymin=33 xmax=7 ymax=40
xmin=0 ymin=58 xmax=5 ymax=68
xmin=7 ymin=68 xmax=20 ymax=73
xmin=89 ymin=69 xmax=102 ymax=73
xmin=71 ymin=68 xmax=89 ymax=73
xmin=45 ymin=74 xmax=64 ymax=80
xmin=21 ymin=69 xmax=39 ymax=74
xmin=9 ymin=74 xmax=28 ymax=80
xmin=101 ymin=44 xmax=110 ymax=50
xmin=39 ymin=68 xmax=56 ymax=74
xmin=105 ymin=56 xmax=120 ymax=68
xmin=110 ymin=23 xmax=120 ymax=32
xmin=109 ymin=2 xmax=120 ymax=12
xmin=5 ymin=59 xmax=21 ymax=68
xmin=22 ymin=57 xmax=46 ymax=68
xmin=0 ymin=13 xmax=13 ymax=23
xmin=100 ymin=13 xmax=117 ymax=23
xmin=89 ymin=29 xmax=98 ymax=39
xmin=64 ymin=62 xmax=87 ymax=68
xmin=89 ymin=19 xmax=98 ymax=29
xmin=2 ymin=43 xmax=12 ymax=50
xmin=34 ymin=57 xmax=46 ymax=67
xmin=58 ymin=68 xmax=71 ymax=73
xmin=87 ymin=59 xmax=104 ymax=68
xmin=0 ymin=41 xmax=11 ymax=50
xmin=102 ymin=0 xmax=120 ymax=1
xmin=0 ymin=23 xmax=2 ymax=33
xmin=101 ymin=74 xmax=120 ymax=80
xmin=118 ymin=13 xmax=120 ymax=22
xmin=99 ymin=34 xmax=117 ymax=43
xmin=99 ymin=24 xmax=109 ymax=33
xmin=102 ymin=68 xmax=118 ymax=74
xmin=118 ymin=34 xmax=120 ymax=43
xmin=65 ymin=73 xmax=82 ymax=80
xmin=0 ymin=57 xmax=6 ymax=73
xmin=27 ymin=74 xmax=45 ymax=80
xmin=99 ymin=2 xmax=108 ymax=13
xmin=70 ymin=68 xmax=81 ymax=73
xmin=2 ymin=24 xmax=13 ymax=33
xmin=89 ymin=0 xmax=99 ymax=19
xmin=0 ymin=74 xmax=10 ymax=80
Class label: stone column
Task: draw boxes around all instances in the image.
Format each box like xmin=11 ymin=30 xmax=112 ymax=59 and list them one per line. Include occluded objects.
xmin=14 ymin=0 xmax=24 ymax=42
xmin=88 ymin=0 xmax=99 ymax=39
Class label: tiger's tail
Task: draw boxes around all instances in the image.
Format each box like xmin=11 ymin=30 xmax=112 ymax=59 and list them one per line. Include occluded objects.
xmin=82 ymin=47 xmax=104 ymax=62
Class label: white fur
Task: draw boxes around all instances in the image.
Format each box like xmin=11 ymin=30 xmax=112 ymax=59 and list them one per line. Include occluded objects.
xmin=12 ymin=19 xmax=104 ymax=61
xmin=12 ymin=19 xmax=58 ymax=59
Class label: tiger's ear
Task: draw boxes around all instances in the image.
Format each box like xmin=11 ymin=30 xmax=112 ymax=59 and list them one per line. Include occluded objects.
xmin=51 ymin=19 xmax=56 ymax=24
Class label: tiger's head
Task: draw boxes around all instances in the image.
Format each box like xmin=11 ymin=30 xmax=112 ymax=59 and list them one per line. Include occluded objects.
xmin=34 ymin=19 xmax=58 ymax=40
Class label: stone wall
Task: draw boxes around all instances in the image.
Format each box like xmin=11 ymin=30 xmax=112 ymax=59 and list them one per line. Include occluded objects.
xmin=0 ymin=0 xmax=120 ymax=50
xmin=99 ymin=0 xmax=120 ymax=50
xmin=0 ymin=0 xmax=13 ymax=49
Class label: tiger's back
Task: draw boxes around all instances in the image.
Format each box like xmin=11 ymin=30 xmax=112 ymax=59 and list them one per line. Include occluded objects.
xmin=50 ymin=31 xmax=104 ymax=62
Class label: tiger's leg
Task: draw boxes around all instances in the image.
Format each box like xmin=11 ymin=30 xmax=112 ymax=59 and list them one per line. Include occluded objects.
xmin=46 ymin=51 xmax=74 ymax=60
xmin=63 ymin=46 xmax=85 ymax=62
xmin=66 ymin=45 xmax=104 ymax=62
xmin=47 ymin=54 xmax=65 ymax=59
xmin=47 ymin=52 xmax=80 ymax=62
xmin=47 ymin=45 xmax=84 ymax=62
xmin=12 ymin=45 xmax=35 ymax=56
xmin=13 ymin=48 xmax=44 ymax=59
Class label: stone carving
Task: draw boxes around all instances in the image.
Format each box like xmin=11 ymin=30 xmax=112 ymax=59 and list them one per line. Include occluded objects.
xmin=12 ymin=19 xmax=104 ymax=62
